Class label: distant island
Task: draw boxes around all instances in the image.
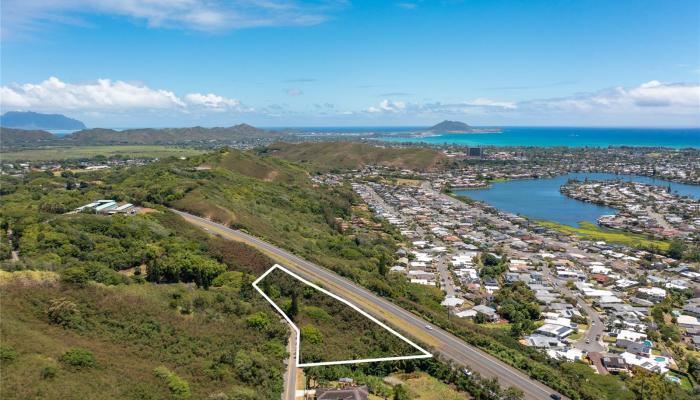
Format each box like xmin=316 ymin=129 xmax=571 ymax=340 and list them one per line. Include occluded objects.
xmin=0 ymin=111 xmax=87 ymax=130
xmin=429 ymin=120 xmax=501 ymax=134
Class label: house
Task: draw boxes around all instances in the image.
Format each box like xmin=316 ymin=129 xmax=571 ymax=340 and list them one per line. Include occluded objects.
xmin=316 ymin=385 xmax=369 ymax=400
xmin=616 ymin=339 xmax=651 ymax=357
xmin=472 ymin=305 xmax=498 ymax=321
xmin=678 ymin=315 xmax=700 ymax=330
xmin=536 ymin=323 xmax=574 ymax=339
xmin=526 ymin=335 xmax=565 ymax=349
xmin=588 ymin=352 xmax=608 ymax=375
xmin=637 ymin=287 xmax=667 ymax=301
xmin=692 ymin=336 xmax=700 ymax=350
xmin=441 ymin=296 xmax=465 ymax=307
xmin=602 ymin=355 xmax=628 ymax=374
xmin=455 ymin=309 xmax=477 ymax=319
xmin=107 ymin=203 xmax=134 ymax=214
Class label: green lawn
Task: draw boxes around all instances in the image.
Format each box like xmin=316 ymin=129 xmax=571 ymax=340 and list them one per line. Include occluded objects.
xmin=1 ymin=145 xmax=205 ymax=161
xmin=388 ymin=372 xmax=468 ymax=400
xmin=666 ymin=371 xmax=693 ymax=391
xmin=537 ymin=220 xmax=670 ymax=251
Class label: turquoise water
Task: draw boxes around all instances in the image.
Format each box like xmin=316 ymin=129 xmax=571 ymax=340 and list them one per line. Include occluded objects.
xmin=379 ymin=127 xmax=700 ymax=148
xmin=455 ymin=172 xmax=700 ymax=227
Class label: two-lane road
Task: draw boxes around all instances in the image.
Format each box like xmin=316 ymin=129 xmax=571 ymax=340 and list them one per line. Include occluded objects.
xmin=173 ymin=209 xmax=566 ymax=400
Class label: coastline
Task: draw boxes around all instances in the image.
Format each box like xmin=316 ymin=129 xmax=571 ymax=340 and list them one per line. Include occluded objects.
xmin=374 ymin=127 xmax=700 ymax=148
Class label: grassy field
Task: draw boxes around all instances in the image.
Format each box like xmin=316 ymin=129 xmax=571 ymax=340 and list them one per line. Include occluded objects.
xmin=387 ymin=372 xmax=469 ymax=400
xmin=1 ymin=145 xmax=205 ymax=161
xmin=396 ymin=178 xmax=424 ymax=187
xmin=537 ymin=220 xmax=670 ymax=251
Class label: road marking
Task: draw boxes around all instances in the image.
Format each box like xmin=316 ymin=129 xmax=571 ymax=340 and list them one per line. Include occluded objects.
xmin=253 ymin=264 xmax=433 ymax=367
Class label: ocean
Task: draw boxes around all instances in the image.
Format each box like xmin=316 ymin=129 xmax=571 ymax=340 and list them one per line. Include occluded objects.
xmin=454 ymin=172 xmax=700 ymax=227
xmin=375 ymin=127 xmax=700 ymax=148
xmin=48 ymin=126 xmax=700 ymax=148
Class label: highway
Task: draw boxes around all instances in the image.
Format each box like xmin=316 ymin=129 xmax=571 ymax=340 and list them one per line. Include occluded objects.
xmin=172 ymin=209 xmax=566 ymax=400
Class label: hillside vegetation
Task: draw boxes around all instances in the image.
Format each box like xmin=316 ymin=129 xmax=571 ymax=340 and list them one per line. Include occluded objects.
xmin=0 ymin=145 xmax=205 ymax=161
xmin=262 ymin=141 xmax=447 ymax=172
xmin=1 ymin=274 xmax=287 ymax=400
xmin=261 ymin=268 xmax=419 ymax=363
xmin=67 ymin=124 xmax=279 ymax=145
xmin=2 ymin=148 xmax=690 ymax=400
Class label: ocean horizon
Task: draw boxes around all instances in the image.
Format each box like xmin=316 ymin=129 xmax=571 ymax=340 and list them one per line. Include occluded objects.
xmin=45 ymin=126 xmax=700 ymax=148
xmin=376 ymin=126 xmax=700 ymax=148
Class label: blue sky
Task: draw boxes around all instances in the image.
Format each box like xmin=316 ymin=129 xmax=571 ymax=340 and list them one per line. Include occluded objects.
xmin=1 ymin=0 xmax=699 ymax=127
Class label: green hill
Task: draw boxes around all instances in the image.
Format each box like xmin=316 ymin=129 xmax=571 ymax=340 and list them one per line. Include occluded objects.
xmin=66 ymin=124 xmax=281 ymax=145
xmin=0 ymin=127 xmax=56 ymax=149
xmin=263 ymin=141 xmax=447 ymax=172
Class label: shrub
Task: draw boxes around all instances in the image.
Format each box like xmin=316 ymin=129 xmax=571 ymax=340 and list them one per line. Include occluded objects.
xmin=304 ymin=306 xmax=331 ymax=322
xmin=47 ymin=298 xmax=85 ymax=330
xmin=60 ymin=267 xmax=89 ymax=286
xmin=301 ymin=325 xmax=323 ymax=344
xmin=86 ymin=263 xmax=129 ymax=285
xmin=0 ymin=345 xmax=18 ymax=362
xmin=40 ymin=365 xmax=58 ymax=379
xmin=211 ymin=271 xmax=244 ymax=290
xmin=245 ymin=312 xmax=270 ymax=329
xmin=154 ymin=366 xmax=191 ymax=399
xmin=59 ymin=348 xmax=96 ymax=369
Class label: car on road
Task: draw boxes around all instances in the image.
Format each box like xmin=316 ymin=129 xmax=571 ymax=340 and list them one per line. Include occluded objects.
xmin=550 ymin=395 xmax=562 ymax=400
xmin=585 ymin=339 xmax=590 ymax=344
xmin=425 ymin=325 xmax=433 ymax=330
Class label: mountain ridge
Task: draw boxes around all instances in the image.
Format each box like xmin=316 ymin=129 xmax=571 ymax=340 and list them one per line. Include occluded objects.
xmin=0 ymin=111 xmax=86 ymax=130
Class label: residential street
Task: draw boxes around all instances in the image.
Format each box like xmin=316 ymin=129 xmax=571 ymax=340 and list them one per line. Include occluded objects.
xmin=283 ymin=327 xmax=297 ymax=400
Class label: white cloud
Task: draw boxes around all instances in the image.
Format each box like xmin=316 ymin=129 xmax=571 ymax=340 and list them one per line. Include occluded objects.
xmin=523 ymin=80 xmax=700 ymax=115
xmin=365 ymin=98 xmax=514 ymax=114
xmin=367 ymin=99 xmax=406 ymax=113
xmin=0 ymin=76 xmax=246 ymax=113
xmin=465 ymin=98 xmax=517 ymax=109
xmin=286 ymin=88 xmax=303 ymax=96
xmin=184 ymin=92 xmax=241 ymax=111
xmin=361 ymin=81 xmax=699 ymax=124
xmin=2 ymin=0 xmax=345 ymax=39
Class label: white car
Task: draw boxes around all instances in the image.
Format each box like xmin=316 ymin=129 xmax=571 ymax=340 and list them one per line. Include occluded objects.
xmin=425 ymin=325 xmax=433 ymax=330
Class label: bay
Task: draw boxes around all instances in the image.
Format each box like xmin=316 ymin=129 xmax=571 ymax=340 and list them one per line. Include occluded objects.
xmin=454 ymin=172 xmax=700 ymax=227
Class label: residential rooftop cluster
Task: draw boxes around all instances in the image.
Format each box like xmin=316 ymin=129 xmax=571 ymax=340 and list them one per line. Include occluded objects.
xmin=561 ymin=179 xmax=700 ymax=241
xmin=318 ymin=163 xmax=700 ymax=386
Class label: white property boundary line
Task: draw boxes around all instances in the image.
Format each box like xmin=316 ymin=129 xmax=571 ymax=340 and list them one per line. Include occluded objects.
xmin=252 ymin=264 xmax=432 ymax=367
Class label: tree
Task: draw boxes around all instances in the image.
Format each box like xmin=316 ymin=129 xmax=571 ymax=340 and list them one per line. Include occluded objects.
xmin=59 ymin=348 xmax=96 ymax=369
xmin=668 ymin=239 xmax=686 ymax=260
xmin=239 ymin=274 xmax=254 ymax=300
xmin=502 ymin=387 xmax=524 ymax=400
xmin=628 ymin=367 xmax=681 ymax=400
xmin=689 ymin=356 xmax=700 ymax=382
xmin=301 ymin=325 xmax=323 ymax=344
xmin=378 ymin=253 xmax=388 ymax=276
xmin=289 ymin=290 xmax=299 ymax=320
xmin=60 ymin=267 xmax=89 ymax=287
xmin=154 ymin=366 xmax=191 ymax=399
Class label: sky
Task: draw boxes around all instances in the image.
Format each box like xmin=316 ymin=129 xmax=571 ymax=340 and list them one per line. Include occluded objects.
xmin=1 ymin=0 xmax=699 ymax=128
